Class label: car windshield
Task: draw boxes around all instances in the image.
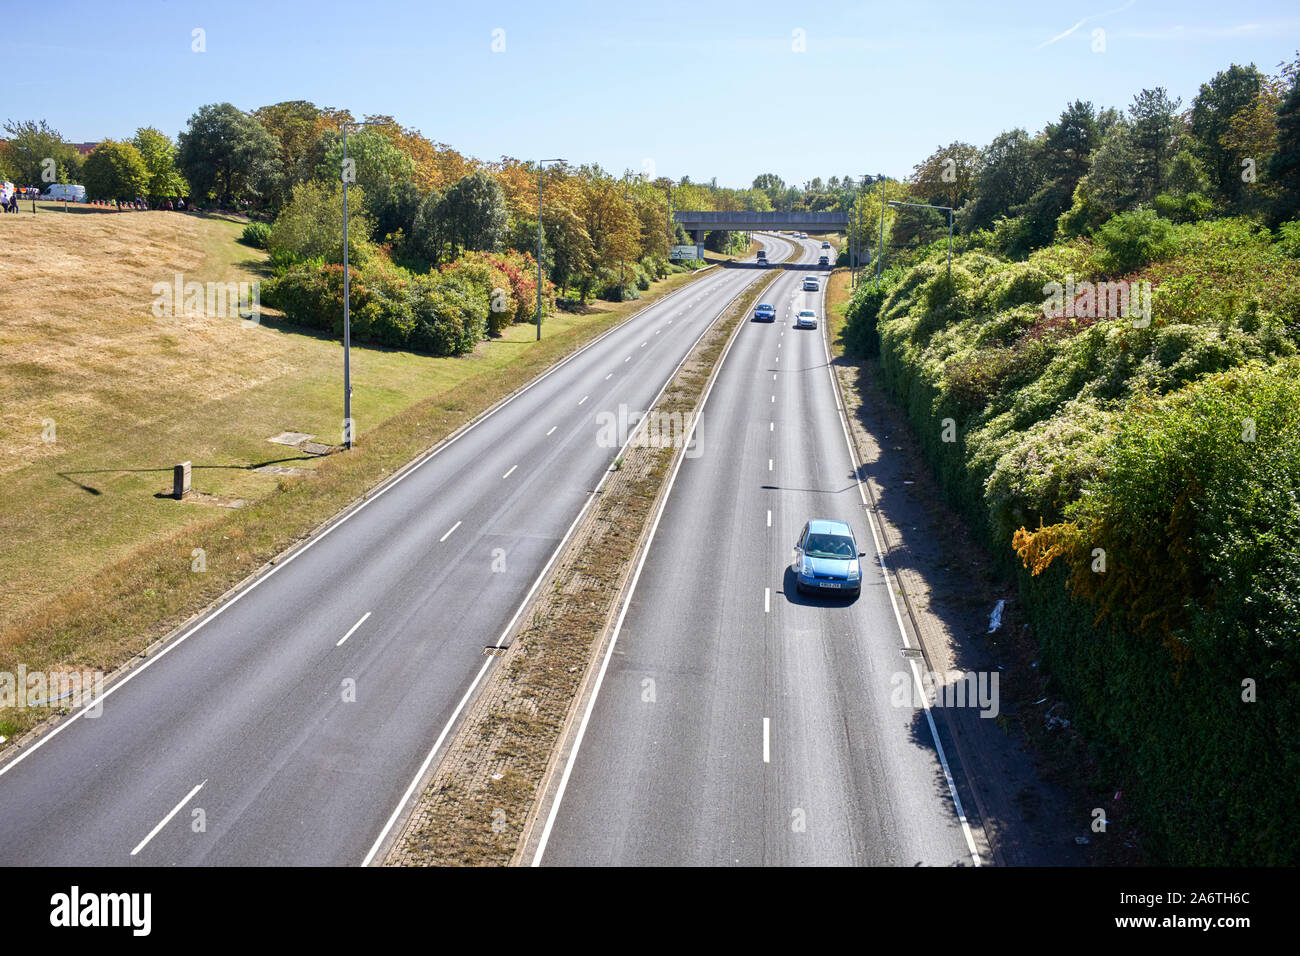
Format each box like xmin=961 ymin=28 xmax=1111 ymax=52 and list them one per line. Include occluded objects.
xmin=804 ymin=533 xmax=855 ymax=559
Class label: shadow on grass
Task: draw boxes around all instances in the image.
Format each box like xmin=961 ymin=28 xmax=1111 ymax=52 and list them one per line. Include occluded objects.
xmin=57 ymin=455 xmax=319 ymax=495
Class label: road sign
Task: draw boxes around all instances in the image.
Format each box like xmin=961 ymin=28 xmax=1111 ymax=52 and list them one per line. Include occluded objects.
xmin=669 ymin=244 xmax=702 ymax=260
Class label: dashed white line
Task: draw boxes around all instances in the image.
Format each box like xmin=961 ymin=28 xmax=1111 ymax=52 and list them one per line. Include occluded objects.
xmin=131 ymin=780 xmax=206 ymax=856
xmin=764 ymin=587 xmax=771 ymax=613
xmin=546 ymin=425 xmax=557 ymax=436
xmin=768 ymin=459 xmax=773 ymax=471
xmin=767 ymin=509 xmax=772 ymax=527
xmin=770 ymin=395 xmax=775 ymax=403
xmin=640 ymin=342 xmax=647 ymax=348
xmin=604 ymin=373 xmax=612 ymax=380
xmin=770 ymin=422 xmax=774 ymax=431
xmin=438 ymin=522 xmax=461 ymax=543
xmin=624 ymin=356 xmax=631 ymax=363
xmin=337 ymin=611 xmax=372 ymax=646
xmin=763 ymin=718 xmax=771 ymax=763
xmin=578 ymin=395 xmax=588 ymax=406
xmin=502 ymin=464 xmax=518 ymax=479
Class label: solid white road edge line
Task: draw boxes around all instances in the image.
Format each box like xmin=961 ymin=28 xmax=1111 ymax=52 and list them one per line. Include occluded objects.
xmin=817 ymin=291 xmax=983 ymax=868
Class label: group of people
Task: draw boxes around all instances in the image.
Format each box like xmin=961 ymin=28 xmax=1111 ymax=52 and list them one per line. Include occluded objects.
xmin=0 ymin=182 xmax=18 ymax=213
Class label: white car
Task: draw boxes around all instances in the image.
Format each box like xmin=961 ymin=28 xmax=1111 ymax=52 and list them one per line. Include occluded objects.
xmin=795 ymin=310 xmax=818 ymax=329
xmin=802 ymin=276 xmax=819 ymax=291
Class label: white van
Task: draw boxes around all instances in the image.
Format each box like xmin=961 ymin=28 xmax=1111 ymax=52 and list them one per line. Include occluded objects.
xmin=42 ymin=184 xmax=86 ymax=202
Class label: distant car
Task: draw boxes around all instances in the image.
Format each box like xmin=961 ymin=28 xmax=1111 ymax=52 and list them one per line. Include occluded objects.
xmin=753 ymin=302 xmax=776 ymax=321
xmin=797 ymin=232 xmax=807 ymax=239
xmin=821 ymin=240 xmax=831 ymax=249
xmin=756 ymin=249 xmax=767 ymax=263
xmin=795 ymin=309 xmax=818 ymax=329
xmin=802 ymin=276 xmax=819 ymax=291
xmin=818 ymin=255 xmax=830 ymax=267
xmin=792 ymin=519 xmax=864 ymax=597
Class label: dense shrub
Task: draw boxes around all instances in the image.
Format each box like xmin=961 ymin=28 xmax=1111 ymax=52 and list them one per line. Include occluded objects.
xmin=262 ymin=261 xmax=488 ymax=356
xmin=240 ymin=221 xmax=271 ymax=249
xmin=1089 ymin=209 xmax=1178 ymax=274
xmin=860 ymin=218 xmax=1300 ymax=862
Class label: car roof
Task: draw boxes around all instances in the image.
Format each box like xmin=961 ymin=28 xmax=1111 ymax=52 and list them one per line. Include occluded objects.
xmin=798 ymin=309 xmax=815 ymax=315
xmin=757 ymin=302 xmax=773 ymax=308
xmin=808 ymin=518 xmax=853 ymax=536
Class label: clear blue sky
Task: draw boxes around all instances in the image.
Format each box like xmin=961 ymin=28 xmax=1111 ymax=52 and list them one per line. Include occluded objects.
xmin=4 ymin=0 xmax=1298 ymax=187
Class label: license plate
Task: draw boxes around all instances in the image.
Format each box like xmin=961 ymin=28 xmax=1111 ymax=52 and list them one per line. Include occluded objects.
xmin=819 ymin=581 xmax=841 ymax=589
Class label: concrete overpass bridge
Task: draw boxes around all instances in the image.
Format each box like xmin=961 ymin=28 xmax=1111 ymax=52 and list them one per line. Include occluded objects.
xmin=673 ymin=210 xmax=848 ymax=244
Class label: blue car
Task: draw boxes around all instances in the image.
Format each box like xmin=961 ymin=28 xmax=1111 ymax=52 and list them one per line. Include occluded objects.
xmin=792 ymin=519 xmax=864 ymax=597
xmin=753 ymin=302 xmax=776 ymax=321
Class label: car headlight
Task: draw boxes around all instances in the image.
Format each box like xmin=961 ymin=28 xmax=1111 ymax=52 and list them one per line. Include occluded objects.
xmin=847 ymin=564 xmax=861 ymax=580
xmin=802 ymin=558 xmax=814 ymax=575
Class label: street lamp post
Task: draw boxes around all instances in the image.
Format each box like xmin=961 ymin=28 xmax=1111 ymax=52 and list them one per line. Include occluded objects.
xmin=888 ymin=199 xmax=955 ymax=278
xmin=341 ymin=119 xmax=388 ymax=449
xmin=537 ymin=158 xmax=565 ymax=341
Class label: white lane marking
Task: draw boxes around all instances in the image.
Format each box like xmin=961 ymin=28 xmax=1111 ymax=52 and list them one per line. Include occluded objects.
xmin=668 ymin=320 xmax=672 ymax=324
xmin=770 ymin=395 xmax=775 ymax=403
xmin=641 ymin=342 xmax=647 ymax=348
xmin=578 ymin=395 xmax=588 ymax=406
xmin=776 ymin=357 xmax=779 ymax=363
xmin=131 ymin=780 xmax=206 ymax=856
xmin=438 ymin=522 xmax=462 ymax=543
xmin=502 ymin=464 xmax=518 ymax=479
xmin=773 ymin=373 xmax=777 ymax=380
xmin=604 ymin=373 xmax=612 ymax=380
xmin=656 ymin=329 xmax=662 ymax=335
xmin=764 ymin=588 xmax=771 ymax=613
xmin=767 ymin=510 xmax=772 ymax=527
xmin=768 ymin=459 xmax=773 ymax=471
xmin=546 ymin=426 xmax=557 ymax=436
xmin=337 ymin=611 xmax=372 ymax=647
xmin=816 ymin=302 xmax=983 ymax=868
xmin=763 ymin=718 xmax=771 ymax=763
xmin=624 ymin=356 xmax=631 ymax=362
xmin=770 ymin=422 xmax=774 ymax=431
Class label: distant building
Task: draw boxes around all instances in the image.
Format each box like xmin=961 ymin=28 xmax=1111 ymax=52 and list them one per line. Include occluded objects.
xmin=69 ymin=142 xmax=99 ymax=155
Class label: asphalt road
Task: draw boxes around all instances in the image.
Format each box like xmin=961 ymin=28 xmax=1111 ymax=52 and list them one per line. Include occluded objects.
xmin=533 ymin=237 xmax=984 ymax=866
xmin=0 ymin=236 xmax=791 ymax=866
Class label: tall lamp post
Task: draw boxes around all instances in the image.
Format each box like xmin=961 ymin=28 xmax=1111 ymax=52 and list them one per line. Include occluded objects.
xmin=888 ymin=199 xmax=955 ymax=278
xmin=341 ymin=119 xmax=389 ymax=449
xmin=536 ymin=158 xmax=565 ymax=341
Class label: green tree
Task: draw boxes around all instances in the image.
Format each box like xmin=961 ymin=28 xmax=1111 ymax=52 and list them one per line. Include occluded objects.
xmin=961 ymin=129 xmax=1041 ymax=231
xmin=177 ymin=103 xmax=281 ymax=207
xmin=1270 ymin=74 xmax=1300 ymax=222
xmin=1 ymin=119 xmax=79 ymax=185
xmin=268 ymin=179 xmax=374 ymax=265
xmin=253 ymin=100 xmax=326 ymax=210
xmin=314 ymin=125 xmax=417 ymax=237
xmin=82 ymin=140 xmax=148 ymax=201
xmin=132 ymin=127 xmax=187 ymax=200
xmin=1129 ymin=87 xmax=1183 ymax=200
xmin=1190 ymin=64 xmax=1264 ymax=203
xmin=437 ymin=169 xmax=508 ymax=260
